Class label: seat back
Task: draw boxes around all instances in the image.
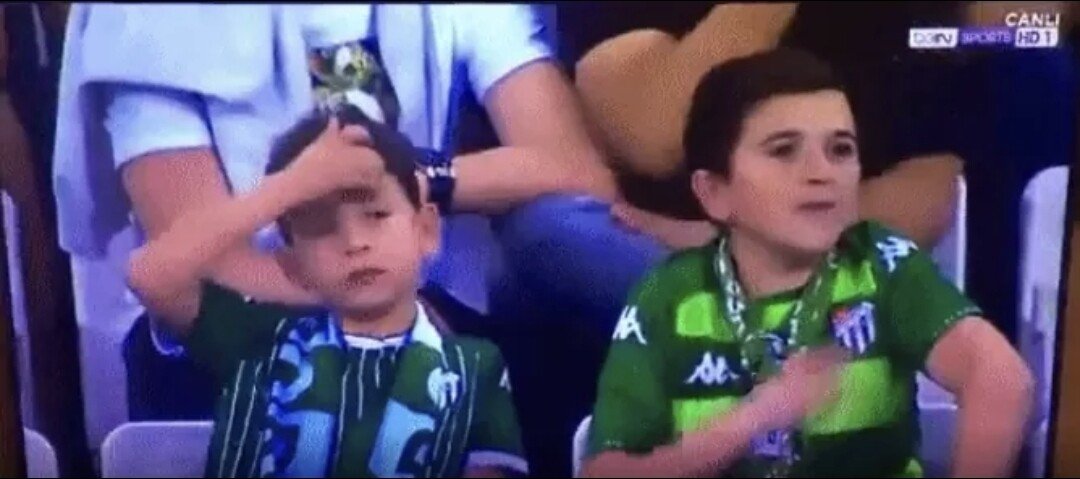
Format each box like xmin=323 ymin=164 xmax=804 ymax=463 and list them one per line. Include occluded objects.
xmin=1018 ymin=165 xmax=1070 ymax=477
xmin=572 ymin=416 xmax=592 ymax=477
xmin=24 ymin=429 xmax=59 ymax=478
xmin=100 ymin=422 xmax=214 ymax=478
xmin=930 ymin=175 xmax=969 ymax=291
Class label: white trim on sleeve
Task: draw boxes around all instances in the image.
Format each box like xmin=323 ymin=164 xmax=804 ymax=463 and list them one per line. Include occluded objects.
xmin=454 ymin=5 xmax=554 ymax=101
xmin=104 ymin=86 xmax=214 ymax=168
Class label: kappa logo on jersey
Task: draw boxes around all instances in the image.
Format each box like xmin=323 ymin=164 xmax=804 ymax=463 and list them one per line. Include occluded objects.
xmin=686 ymin=353 xmax=741 ymax=386
xmin=427 ymin=368 xmax=461 ymax=411
xmin=613 ymin=306 xmax=647 ymax=345
xmin=832 ymin=302 xmax=877 ymax=355
xmin=499 ymin=368 xmax=512 ymax=393
xmin=876 ymin=235 xmax=919 ymax=273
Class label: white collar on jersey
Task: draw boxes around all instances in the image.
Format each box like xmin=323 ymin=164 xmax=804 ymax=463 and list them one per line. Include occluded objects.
xmin=341 ymin=301 xmax=444 ymax=354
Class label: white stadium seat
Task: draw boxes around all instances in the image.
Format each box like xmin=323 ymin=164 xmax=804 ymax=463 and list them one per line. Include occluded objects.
xmin=1018 ymin=165 xmax=1070 ymax=478
xmin=24 ymin=428 xmax=59 ymax=478
xmin=572 ymin=415 xmax=592 ymax=477
xmin=101 ymin=422 xmax=214 ymax=478
xmin=931 ymin=175 xmax=969 ymax=292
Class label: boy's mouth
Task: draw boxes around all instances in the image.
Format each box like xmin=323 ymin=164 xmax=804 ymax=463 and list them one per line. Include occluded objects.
xmin=796 ymin=201 xmax=837 ymax=213
xmin=345 ymin=267 xmax=386 ymax=286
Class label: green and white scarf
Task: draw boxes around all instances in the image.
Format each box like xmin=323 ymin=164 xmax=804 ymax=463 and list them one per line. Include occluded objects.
xmin=215 ymin=303 xmax=474 ymax=478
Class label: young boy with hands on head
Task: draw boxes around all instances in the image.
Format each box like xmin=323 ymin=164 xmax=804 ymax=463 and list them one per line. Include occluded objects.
xmin=126 ymin=106 xmax=528 ymax=478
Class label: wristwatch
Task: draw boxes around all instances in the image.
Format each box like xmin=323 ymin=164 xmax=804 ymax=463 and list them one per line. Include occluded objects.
xmin=419 ymin=148 xmax=456 ymax=214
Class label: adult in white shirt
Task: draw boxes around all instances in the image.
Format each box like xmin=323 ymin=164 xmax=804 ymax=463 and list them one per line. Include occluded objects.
xmin=55 ymin=4 xmax=647 ymax=459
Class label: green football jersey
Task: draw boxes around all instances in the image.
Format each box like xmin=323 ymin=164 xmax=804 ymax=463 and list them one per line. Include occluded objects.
xmin=588 ymin=221 xmax=982 ymax=477
xmin=183 ymin=283 xmax=526 ymax=478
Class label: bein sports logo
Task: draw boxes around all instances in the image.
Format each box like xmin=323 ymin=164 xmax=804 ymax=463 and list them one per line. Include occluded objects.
xmin=909 ymin=28 xmax=960 ymax=49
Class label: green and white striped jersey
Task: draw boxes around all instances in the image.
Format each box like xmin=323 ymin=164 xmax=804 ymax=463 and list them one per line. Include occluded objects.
xmin=184 ymin=283 xmax=526 ymax=478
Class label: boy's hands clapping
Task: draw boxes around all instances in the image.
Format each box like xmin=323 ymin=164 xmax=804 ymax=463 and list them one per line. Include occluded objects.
xmin=742 ymin=346 xmax=847 ymax=432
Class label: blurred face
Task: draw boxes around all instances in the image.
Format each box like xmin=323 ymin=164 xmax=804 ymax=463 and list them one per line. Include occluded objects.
xmin=282 ymin=174 xmax=439 ymax=317
xmin=692 ymin=90 xmax=861 ymax=257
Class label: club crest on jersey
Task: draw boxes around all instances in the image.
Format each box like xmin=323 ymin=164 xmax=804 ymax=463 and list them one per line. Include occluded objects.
xmin=686 ymin=352 xmax=741 ymax=387
xmin=831 ymin=302 xmax=877 ymax=355
xmin=613 ymin=306 xmax=647 ymax=345
xmin=760 ymin=333 xmax=787 ymax=361
xmin=427 ymin=368 xmax=461 ymax=411
xmin=876 ymin=236 xmax=918 ymax=273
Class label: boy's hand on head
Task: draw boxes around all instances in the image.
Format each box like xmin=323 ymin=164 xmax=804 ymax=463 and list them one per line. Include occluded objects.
xmin=286 ymin=117 xmax=385 ymax=201
xmin=742 ymin=346 xmax=847 ymax=431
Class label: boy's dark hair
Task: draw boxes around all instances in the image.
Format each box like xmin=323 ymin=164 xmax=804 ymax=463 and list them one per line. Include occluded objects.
xmin=683 ymin=48 xmax=846 ymax=178
xmin=267 ymin=105 xmax=422 ymax=207
xmin=266 ymin=105 xmax=424 ymax=240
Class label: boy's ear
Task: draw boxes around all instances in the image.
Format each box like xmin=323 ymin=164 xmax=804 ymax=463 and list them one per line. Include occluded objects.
xmin=417 ymin=202 xmax=441 ymax=257
xmin=691 ymin=169 xmax=731 ymax=223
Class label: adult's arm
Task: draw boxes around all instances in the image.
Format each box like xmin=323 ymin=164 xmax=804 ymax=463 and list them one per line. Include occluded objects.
xmin=108 ymin=87 xmax=316 ymax=305
xmin=608 ymin=152 xmax=963 ymax=251
xmin=574 ymin=3 xmax=799 ymax=179
xmin=446 ymin=5 xmax=618 ymax=214
xmin=859 ymin=153 xmax=963 ymax=248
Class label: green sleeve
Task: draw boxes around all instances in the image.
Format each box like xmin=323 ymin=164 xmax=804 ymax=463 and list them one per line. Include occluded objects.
xmin=465 ymin=345 xmax=528 ymax=476
xmin=872 ymin=226 xmax=983 ymax=369
xmin=183 ymin=282 xmax=289 ymax=380
xmin=588 ymin=276 xmax=671 ymax=457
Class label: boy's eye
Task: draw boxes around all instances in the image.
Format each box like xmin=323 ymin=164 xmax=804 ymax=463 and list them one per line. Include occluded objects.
xmin=767 ymin=142 xmax=797 ymax=160
xmin=366 ymin=210 xmax=391 ymax=220
xmin=829 ymin=140 xmax=858 ymax=161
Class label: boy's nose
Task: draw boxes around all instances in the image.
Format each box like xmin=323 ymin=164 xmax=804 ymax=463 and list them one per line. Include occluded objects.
xmin=802 ymin=150 xmax=837 ymax=185
xmin=344 ymin=240 xmax=372 ymax=256
xmin=340 ymin=224 xmax=373 ymax=255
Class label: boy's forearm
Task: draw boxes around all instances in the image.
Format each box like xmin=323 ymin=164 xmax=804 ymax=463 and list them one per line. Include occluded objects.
xmin=584 ymin=402 xmax=767 ymax=478
xmin=145 ymin=171 xmax=304 ymax=277
xmin=950 ymin=358 xmax=1035 ymax=477
xmin=129 ymin=171 xmax=309 ymax=319
xmin=123 ymin=148 xmax=316 ymax=306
